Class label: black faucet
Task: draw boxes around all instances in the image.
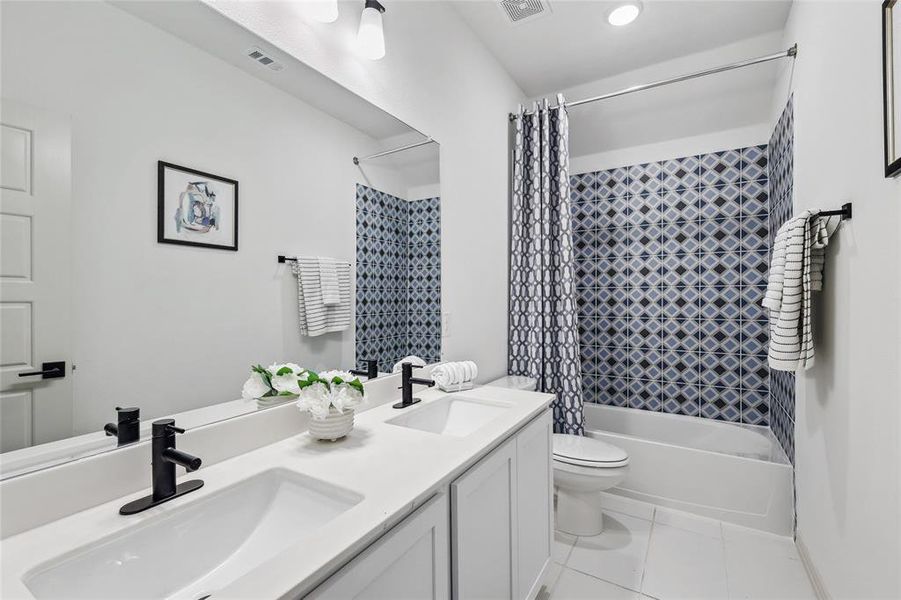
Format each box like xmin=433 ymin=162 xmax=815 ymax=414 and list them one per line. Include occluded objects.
xmin=103 ymin=406 xmax=141 ymax=447
xmin=394 ymin=362 xmax=435 ymax=409
xmin=119 ymin=419 xmax=204 ymax=515
xmin=350 ymin=359 xmax=379 ymax=380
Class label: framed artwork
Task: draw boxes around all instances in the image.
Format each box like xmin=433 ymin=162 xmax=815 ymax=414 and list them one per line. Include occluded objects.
xmin=157 ymin=161 xmax=239 ymax=250
xmin=885 ymin=0 xmax=901 ymax=177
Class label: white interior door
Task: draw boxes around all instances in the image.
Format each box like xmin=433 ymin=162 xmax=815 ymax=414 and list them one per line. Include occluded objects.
xmin=0 ymin=100 xmax=72 ymax=452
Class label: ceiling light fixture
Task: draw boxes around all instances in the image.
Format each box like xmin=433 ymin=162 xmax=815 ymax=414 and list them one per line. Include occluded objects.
xmin=607 ymin=2 xmax=642 ymax=26
xmin=356 ymin=0 xmax=386 ymax=60
xmin=305 ymin=0 xmax=339 ymax=23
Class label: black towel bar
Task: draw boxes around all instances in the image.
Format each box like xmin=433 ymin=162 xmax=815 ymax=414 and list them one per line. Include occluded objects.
xmin=819 ymin=203 xmax=852 ymax=220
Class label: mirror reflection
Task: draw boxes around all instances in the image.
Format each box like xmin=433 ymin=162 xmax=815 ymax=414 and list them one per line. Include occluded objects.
xmin=0 ymin=0 xmax=440 ymax=478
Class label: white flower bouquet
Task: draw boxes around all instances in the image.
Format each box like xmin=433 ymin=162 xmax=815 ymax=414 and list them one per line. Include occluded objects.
xmin=241 ymin=363 xmax=308 ymax=401
xmin=295 ymin=370 xmax=365 ymax=421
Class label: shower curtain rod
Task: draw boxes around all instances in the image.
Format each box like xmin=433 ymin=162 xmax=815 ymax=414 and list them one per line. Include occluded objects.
xmin=508 ymin=44 xmax=798 ymax=121
xmin=353 ymin=138 xmax=435 ymax=164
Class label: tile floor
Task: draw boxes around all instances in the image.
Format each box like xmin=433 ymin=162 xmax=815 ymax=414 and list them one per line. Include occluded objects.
xmin=538 ymin=494 xmax=816 ymax=600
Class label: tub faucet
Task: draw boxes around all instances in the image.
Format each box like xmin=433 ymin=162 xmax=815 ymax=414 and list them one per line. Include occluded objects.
xmin=119 ymin=419 xmax=204 ymax=515
xmin=103 ymin=406 xmax=140 ymax=447
xmin=394 ymin=362 xmax=434 ymax=409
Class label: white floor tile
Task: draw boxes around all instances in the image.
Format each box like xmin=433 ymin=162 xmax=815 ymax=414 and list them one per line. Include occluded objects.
xmin=600 ymin=492 xmax=656 ymax=521
xmin=723 ymin=525 xmax=815 ymax=599
xmin=565 ymin=512 xmax=653 ymax=592
xmin=551 ymin=566 xmax=641 ymax=599
xmin=654 ymin=507 xmax=722 ymax=539
xmin=642 ymin=522 xmax=729 ymax=600
xmin=554 ymin=531 xmax=577 ymax=564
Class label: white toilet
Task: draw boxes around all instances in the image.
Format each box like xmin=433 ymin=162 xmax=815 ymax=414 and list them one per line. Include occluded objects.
xmin=487 ymin=376 xmax=631 ymax=537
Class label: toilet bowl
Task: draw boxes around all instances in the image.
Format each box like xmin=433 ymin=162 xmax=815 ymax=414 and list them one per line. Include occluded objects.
xmin=486 ymin=376 xmax=631 ymax=537
xmin=552 ymin=434 xmax=629 ymax=536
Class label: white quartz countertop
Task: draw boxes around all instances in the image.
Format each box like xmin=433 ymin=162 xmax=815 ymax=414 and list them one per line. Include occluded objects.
xmin=0 ymin=385 xmax=552 ymax=599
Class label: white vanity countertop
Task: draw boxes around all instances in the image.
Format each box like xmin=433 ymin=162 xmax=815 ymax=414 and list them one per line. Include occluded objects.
xmin=0 ymin=385 xmax=553 ymax=600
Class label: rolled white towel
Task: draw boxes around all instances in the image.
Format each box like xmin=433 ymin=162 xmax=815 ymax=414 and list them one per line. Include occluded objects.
xmin=432 ymin=361 xmax=478 ymax=387
xmin=392 ymin=355 xmax=426 ymax=373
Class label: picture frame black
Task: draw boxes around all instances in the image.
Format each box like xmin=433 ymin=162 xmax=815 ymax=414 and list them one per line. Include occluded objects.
xmin=157 ymin=161 xmax=239 ymax=251
xmin=885 ymin=0 xmax=901 ymax=177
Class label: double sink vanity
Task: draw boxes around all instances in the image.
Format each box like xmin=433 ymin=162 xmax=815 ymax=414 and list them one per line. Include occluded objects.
xmin=0 ymin=372 xmax=554 ymax=600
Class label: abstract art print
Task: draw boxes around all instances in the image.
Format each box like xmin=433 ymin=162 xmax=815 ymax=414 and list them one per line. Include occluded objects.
xmin=158 ymin=161 xmax=239 ymax=250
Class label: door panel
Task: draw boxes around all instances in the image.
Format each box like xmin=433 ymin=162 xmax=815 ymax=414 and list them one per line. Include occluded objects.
xmin=0 ymin=101 xmax=72 ymax=450
xmin=515 ymin=413 xmax=553 ymax=600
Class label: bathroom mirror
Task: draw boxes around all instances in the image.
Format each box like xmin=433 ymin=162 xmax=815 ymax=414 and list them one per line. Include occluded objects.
xmin=0 ymin=0 xmax=441 ymax=478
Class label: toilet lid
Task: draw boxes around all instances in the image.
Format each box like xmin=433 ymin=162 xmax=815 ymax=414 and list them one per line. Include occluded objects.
xmin=553 ymin=434 xmax=629 ymax=467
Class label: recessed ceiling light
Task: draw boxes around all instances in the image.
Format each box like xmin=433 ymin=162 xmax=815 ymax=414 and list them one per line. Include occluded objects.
xmin=607 ymin=2 xmax=642 ymax=26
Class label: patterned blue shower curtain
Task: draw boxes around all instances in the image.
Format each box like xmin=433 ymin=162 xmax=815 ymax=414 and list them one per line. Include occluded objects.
xmin=508 ymin=95 xmax=584 ymax=435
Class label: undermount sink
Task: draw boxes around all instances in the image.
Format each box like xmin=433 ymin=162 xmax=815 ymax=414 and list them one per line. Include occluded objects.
xmin=386 ymin=395 xmax=513 ymax=437
xmin=23 ymin=469 xmax=363 ymax=600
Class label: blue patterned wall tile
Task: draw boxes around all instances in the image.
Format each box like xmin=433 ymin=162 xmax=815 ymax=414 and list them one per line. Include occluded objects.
xmin=700 ymin=319 xmax=742 ymax=354
xmin=597 ymin=346 xmax=629 ymax=378
xmin=597 ymin=167 xmax=629 ymax=198
xmin=628 ymin=162 xmax=663 ymax=195
xmin=741 ymin=388 xmax=769 ymax=425
xmin=740 ymin=319 xmax=769 ymax=356
xmin=598 ymin=196 xmax=630 ymax=228
xmin=627 ymin=286 xmax=662 ymax=318
xmin=698 ymin=218 xmax=742 ymax=253
xmin=661 ymin=188 xmax=701 ymax=222
xmin=628 ymin=193 xmax=663 ymax=226
xmin=700 ymin=386 xmax=742 ymax=421
xmin=571 ymin=202 xmax=599 ymax=230
xmin=700 ymin=353 xmax=742 ymax=388
xmin=699 ymin=150 xmax=741 ymax=187
xmin=628 ymin=224 xmax=664 ymax=255
xmin=699 ymin=253 xmax=742 ymax=287
xmin=597 ymin=286 xmax=630 ymax=317
xmin=597 ymin=227 xmax=630 ymax=257
xmin=661 ymin=287 xmax=701 ymax=320
xmin=629 ymin=318 xmax=663 ymax=349
xmin=740 ymin=180 xmax=769 ymax=216
xmin=599 ymin=317 xmax=630 ymax=347
xmin=570 ymin=172 xmax=597 ymax=203
xmin=740 ymin=285 xmax=767 ymax=321
xmin=661 ymin=350 xmax=701 ymax=384
xmin=661 ymin=318 xmax=701 ymax=352
xmin=662 ymin=382 xmax=700 ymax=416
xmin=699 ymin=285 xmax=742 ymax=320
xmin=662 ymin=220 xmax=701 ymax=255
xmin=740 ymin=354 xmax=770 ymax=392
xmin=629 ymin=347 xmax=662 ymax=380
xmin=661 ymin=253 xmax=700 ymax=287
xmin=601 ymin=377 xmax=630 ymax=407
xmin=740 ymin=216 xmax=769 ymax=252
xmin=628 ymin=255 xmax=662 ymax=288
xmin=700 ymin=184 xmax=741 ymax=219
xmin=741 ymin=251 xmax=769 ymax=286
xmin=629 ymin=378 xmax=662 ymax=411
xmin=740 ymin=145 xmax=768 ymax=182
xmin=598 ymin=256 xmax=630 ymax=287
xmin=661 ymin=155 xmax=701 ymax=190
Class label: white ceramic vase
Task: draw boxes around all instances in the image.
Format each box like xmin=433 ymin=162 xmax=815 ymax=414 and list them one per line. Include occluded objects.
xmin=308 ymin=407 xmax=354 ymax=441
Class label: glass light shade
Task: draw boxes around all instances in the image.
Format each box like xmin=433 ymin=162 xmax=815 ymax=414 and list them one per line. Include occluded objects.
xmin=356 ymin=5 xmax=385 ymax=60
xmin=306 ymin=0 xmax=339 ymax=23
xmin=607 ymin=3 xmax=641 ymax=26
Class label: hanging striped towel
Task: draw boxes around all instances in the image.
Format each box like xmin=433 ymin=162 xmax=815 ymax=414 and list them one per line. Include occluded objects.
xmin=290 ymin=257 xmax=352 ymax=336
xmin=763 ymin=210 xmax=841 ymax=371
xmin=318 ymin=257 xmax=340 ymax=306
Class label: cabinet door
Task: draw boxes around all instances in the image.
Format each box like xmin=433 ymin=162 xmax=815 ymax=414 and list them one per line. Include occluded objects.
xmin=515 ymin=412 xmax=553 ymax=600
xmin=451 ymin=439 xmax=517 ymax=600
xmin=308 ymin=493 xmax=450 ymax=600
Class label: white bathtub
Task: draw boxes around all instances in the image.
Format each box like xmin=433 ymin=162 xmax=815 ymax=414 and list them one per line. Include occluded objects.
xmin=584 ymin=403 xmax=794 ymax=535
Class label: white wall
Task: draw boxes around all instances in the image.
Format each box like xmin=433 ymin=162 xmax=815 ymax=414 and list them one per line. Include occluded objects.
xmin=205 ymin=0 xmax=527 ymax=384
xmin=771 ymin=2 xmax=901 ymax=597
xmin=1 ymin=0 xmax=414 ymax=434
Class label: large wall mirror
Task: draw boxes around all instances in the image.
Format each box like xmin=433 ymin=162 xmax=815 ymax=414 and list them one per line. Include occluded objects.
xmin=0 ymin=0 xmax=440 ymax=478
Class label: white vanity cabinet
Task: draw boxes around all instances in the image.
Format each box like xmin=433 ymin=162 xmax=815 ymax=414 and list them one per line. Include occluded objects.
xmin=451 ymin=411 xmax=553 ymax=600
xmin=307 ymin=493 xmax=450 ymax=600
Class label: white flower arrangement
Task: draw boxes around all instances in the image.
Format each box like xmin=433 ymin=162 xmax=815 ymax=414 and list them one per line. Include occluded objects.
xmin=241 ymin=364 xmax=365 ymax=421
xmin=241 ymin=363 xmax=307 ymax=400
xmin=295 ymin=370 xmax=365 ymax=421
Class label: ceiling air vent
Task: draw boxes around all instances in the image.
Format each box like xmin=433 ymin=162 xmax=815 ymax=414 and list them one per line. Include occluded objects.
xmin=245 ymin=46 xmax=284 ymax=72
xmin=498 ymin=0 xmax=551 ymax=24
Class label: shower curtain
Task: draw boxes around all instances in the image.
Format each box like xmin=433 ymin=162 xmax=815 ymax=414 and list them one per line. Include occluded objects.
xmin=508 ymin=95 xmax=584 ymax=435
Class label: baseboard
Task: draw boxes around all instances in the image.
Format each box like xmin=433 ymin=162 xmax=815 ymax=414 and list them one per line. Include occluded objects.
xmin=796 ymin=532 xmax=831 ymax=600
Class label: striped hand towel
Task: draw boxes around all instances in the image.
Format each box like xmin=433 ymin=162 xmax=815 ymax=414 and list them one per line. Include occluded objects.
xmin=318 ymin=257 xmax=340 ymax=306
xmin=291 ymin=257 xmax=352 ymax=337
xmin=763 ymin=210 xmax=841 ymax=371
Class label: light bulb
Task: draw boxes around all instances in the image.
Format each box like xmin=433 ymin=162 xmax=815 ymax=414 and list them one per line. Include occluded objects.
xmin=608 ymin=3 xmax=641 ymax=26
xmin=356 ymin=1 xmax=386 ymax=60
xmin=304 ymin=0 xmax=339 ymax=23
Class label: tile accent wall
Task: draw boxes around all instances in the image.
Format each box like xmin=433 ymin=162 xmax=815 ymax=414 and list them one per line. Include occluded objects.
xmin=355 ymin=184 xmax=441 ymax=372
xmin=572 ymin=147 xmax=771 ymax=424
xmin=767 ymin=97 xmax=796 ymax=463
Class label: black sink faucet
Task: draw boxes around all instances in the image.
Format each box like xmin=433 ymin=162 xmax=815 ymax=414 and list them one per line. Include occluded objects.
xmin=394 ymin=362 xmax=435 ymax=409
xmin=103 ymin=406 xmax=140 ymax=447
xmin=350 ymin=359 xmax=379 ymax=380
xmin=119 ymin=419 xmax=204 ymax=515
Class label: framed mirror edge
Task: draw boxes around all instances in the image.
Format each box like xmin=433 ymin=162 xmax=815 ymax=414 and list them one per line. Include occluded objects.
xmin=885 ymin=0 xmax=901 ymax=177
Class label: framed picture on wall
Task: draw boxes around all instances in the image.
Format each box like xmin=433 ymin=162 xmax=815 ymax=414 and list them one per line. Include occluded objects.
xmin=885 ymin=0 xmax=901 ymax=177
xmin=157 ymin=161 xmax=239 ymax=251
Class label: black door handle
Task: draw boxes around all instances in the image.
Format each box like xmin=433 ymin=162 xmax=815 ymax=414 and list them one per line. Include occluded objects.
xmin=18 ymin=361 xmax=66 ymax=379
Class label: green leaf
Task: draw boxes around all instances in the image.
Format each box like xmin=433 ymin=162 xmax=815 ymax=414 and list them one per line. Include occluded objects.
xmin=348 ymin=379 xmax=365 ymax=395
xmin=276 ymin=366 xmax=293 ymax=376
